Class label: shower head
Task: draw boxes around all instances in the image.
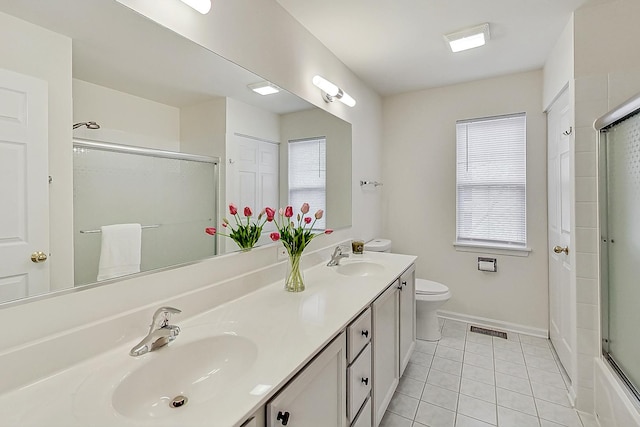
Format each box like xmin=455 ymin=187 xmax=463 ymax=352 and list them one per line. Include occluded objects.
xmin=73 ymin=121 xmax=101 ymax=130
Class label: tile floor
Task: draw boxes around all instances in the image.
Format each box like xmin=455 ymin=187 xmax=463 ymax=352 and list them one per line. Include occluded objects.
xmin=380 ymin=318 xmax=600 ymax=427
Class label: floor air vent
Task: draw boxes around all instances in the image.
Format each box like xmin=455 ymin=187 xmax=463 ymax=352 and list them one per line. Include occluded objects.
xmin=470 ymin=325 xmax=507 ymax=339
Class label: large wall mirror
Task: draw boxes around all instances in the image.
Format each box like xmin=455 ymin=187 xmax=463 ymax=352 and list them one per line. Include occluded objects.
xmin=0 ymin=0 xmax=352 ymax=306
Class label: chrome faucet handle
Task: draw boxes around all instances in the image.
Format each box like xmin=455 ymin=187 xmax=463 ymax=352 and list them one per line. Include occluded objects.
xmin=150 ymin=306 xmax=181 ymax=330
xmin=327 ymin=245 xmax=350 ymax=266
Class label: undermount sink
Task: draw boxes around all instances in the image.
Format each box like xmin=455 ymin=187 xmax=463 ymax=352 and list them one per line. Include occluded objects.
xmin=111 ymin=334 xmax=257 ymax=419
xmin=335 ymin=261 xmax=384 ymax=277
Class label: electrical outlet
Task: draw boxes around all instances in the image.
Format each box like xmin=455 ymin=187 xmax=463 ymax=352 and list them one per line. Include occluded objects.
xmin=277 ymin=246 xmax=288 ymax=261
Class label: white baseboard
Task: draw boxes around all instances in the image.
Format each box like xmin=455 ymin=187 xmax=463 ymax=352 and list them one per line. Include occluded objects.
xmin=437 ymin=310 xmax=548 ymax=339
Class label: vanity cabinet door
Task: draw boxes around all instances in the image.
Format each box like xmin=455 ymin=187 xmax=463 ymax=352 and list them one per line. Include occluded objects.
xmin=267 ymin=332 xmax=348 ymax=427
xmin=398 ymin=264 xmax=416 ymax=377
xmin=372 ymin=284 xmax=400 ymax=427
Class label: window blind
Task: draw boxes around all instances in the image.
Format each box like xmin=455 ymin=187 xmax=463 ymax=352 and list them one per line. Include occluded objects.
xmin=456 ymin=113 xmax=526 ymax=247
xmin=288 ymin=138 xmax=326 ymax=229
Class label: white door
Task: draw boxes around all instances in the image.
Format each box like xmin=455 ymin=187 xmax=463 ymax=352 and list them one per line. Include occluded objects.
xmin=228 ymin=134 xmax=279 ymax=251
xmin=233 ymin=134 xmax=279 ymax=211
xmin=547 ymin=88 xmax=574 ymax=381
xmin=0 ymin=68 xmax=49 ymax=303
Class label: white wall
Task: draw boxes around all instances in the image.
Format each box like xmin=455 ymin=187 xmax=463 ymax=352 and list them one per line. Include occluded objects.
xmin=543 ymin=16 xmax=574 ymax=111
xmin=382 ymin=70 xmax=549 ymax=332
xmin=226 ymin=97 xmax=280 ymax=142
xmin=280 ymin=108 xmax=353 ymax=229
xmin=73 ymin=78 xmax=180 ymax=151
xmin=571 ymin=0 xmax=640 ymax=417
xmin=179 ymin=96 xmax=226 ymax=157
xmin=0 ymin=11 xmax=73 ymax=292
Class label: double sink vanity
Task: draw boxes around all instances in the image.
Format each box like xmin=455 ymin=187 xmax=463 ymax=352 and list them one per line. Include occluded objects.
xmin=0 ymin=248 xmax=416 ymax=427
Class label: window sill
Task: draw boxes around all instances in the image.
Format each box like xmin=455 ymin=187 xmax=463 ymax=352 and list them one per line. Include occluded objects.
xmin=453 ymin=242 xmax=531 ymax=257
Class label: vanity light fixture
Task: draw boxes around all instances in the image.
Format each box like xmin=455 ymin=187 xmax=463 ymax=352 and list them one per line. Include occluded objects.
xmin=179 ymin=0 xmax=212 ymax=14
xmin=248 ymin=81 xmax=281 ymax=95
xmin=444 ymin=23 xmax=491 ymax=53
xmin=312 ymin=75 xmax=356 ymax=107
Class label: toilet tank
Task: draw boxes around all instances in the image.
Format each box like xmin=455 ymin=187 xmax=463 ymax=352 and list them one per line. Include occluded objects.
xmin=364 ymin=238 xmax=392 ymax=253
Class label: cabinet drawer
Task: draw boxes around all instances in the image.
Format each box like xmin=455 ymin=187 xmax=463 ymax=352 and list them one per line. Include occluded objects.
xmin=347 ymin=307 xmax=371 ymax=363
xmin=351 ymin=395 xmax=372 ymax=427
xmin=347 ymin=343 xmax=372 ymax=422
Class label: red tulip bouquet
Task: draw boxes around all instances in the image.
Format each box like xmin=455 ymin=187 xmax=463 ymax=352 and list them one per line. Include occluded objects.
xmin=267 ymin=203 xmax=333 ymax=292
xmin=205 ymin=204 xmax=266 ymax=251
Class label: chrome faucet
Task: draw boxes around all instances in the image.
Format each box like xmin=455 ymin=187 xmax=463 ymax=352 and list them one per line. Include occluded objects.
xmin=129 ymin=307 xmax=181 ymax=357
xmin=327 ymin=246 xmax=349 ymax=266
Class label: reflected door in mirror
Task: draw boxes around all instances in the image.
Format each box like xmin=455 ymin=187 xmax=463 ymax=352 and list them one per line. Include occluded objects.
xmin=0 ymin=68 xmax=49 ymax=303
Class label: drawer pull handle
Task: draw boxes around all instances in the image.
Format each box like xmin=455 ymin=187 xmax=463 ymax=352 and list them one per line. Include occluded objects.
xmin=361 ymin=329 xmax=369 ymax=338
xmin=277 ymin=411 xmax=290 ymax=425
xmin=361 ymin=377 xmax=369 ymax=386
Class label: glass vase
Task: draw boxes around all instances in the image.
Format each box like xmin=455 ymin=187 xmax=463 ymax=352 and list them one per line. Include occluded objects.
xmin=285 ymin=252 xmax=305 ymax=292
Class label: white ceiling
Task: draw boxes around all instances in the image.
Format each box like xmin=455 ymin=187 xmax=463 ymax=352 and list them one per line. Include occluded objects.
xmin=0 ymin=0 xmax=311 ymax=114
xmin=276 ymin=0 xmax=590 ymax=96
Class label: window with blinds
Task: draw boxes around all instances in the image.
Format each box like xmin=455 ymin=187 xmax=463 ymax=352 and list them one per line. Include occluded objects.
xmin=288 ymin=137 xmax=326 ymax=229
xmin=456 ymin=113 xmax=527 ymax=247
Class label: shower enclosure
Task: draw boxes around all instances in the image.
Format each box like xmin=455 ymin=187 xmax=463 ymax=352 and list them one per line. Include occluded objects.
xmin=596 ymin=94 xmax=640 ymax=403
xmin=73 ymin=140 xmax=219 ymax=286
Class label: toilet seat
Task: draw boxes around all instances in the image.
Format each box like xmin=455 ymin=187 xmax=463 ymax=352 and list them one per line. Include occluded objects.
xmin=415 ymin=279 xmax=449 ymax=295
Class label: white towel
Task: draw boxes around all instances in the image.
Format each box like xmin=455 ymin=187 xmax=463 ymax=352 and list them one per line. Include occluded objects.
xmin=97 ymin=224 xmax=142 ymax=281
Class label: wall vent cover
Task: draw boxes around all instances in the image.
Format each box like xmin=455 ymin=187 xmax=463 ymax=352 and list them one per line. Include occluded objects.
xmin=470 ymin=325 xmax=507 ymax=339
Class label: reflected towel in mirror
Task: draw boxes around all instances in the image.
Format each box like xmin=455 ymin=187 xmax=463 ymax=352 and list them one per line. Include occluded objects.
xmin=97 ymin=224 xmax=142 ymax=281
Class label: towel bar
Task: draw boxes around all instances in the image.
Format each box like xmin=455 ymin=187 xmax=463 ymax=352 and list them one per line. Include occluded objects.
xmin=80 ymin=224 xmax=160 ymax=234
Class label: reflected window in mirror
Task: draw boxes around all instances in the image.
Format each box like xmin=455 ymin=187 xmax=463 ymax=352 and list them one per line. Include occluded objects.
xmin=288 ymin=138 xmax=327 ymax=229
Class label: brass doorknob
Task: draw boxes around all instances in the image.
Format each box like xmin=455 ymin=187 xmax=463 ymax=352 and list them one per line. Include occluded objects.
xmin=31 ymin=251 xmax=48 ymax=263
xmin=553 ymin=245 xmax=569 ymax=255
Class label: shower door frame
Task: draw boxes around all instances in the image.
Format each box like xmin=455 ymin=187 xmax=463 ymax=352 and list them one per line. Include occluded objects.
xmin=595 ymin=93 xmax=640 ymax=404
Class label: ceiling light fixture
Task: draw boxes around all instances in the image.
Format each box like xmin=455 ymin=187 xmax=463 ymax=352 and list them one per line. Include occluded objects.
xmin=444 ymin=23 xmax=491 ymax=53
xmin=312 ymin=75 xmax=356 ymax=107
xmin=248 ymin=81 xmax=281 ymax=96
xmin=179 ymin=0 xmax=212 ymax=14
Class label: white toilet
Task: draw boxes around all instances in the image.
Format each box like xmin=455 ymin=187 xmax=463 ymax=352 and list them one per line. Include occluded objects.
xmin=415 ymin=279 xmax=451 ymax=341
xmin=364 ymin=238 xmax=392 ymax=253
xmin=364 ymin=238 xmax=452 ymax=341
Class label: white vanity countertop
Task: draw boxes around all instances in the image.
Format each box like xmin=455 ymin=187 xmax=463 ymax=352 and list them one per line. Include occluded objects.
xmin=0 ymin=251 xmax=416 ymax=427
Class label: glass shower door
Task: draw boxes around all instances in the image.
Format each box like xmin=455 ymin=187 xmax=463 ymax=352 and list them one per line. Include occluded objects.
xmin=601 ymin=111 xmax=640 ymax=401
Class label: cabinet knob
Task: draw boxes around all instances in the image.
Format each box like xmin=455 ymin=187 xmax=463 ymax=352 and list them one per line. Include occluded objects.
xmin=361 ymin=329 xmax=369 ymax=338
xmin=402 ymin=280 xmax=407 ymax=287
xmin=277 ymin=411 xmax=290 ymax=425
xmin=361 ymin=377 xmax=369 ymax=386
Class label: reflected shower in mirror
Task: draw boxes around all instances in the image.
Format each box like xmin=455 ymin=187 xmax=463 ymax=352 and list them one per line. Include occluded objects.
xmin=73 ymin=141 xmax=219 ymax=286
xmin=0 ymin=0 xmax=351 ymax=306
